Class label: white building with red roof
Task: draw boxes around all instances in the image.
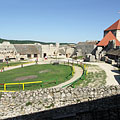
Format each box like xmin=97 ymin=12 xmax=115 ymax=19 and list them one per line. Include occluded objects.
xmin=95 ymin=19 xmax=120 ymax=63
xmin=97 ymin=19 xmax=120 ymax=47
xmin=104 ymin=19 xmax=120 ymax=41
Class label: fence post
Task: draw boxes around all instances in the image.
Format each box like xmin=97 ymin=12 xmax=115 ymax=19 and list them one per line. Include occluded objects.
xmin=72 ymin=66 xmax=74 ymax=76
xmin=72 ymin=83 xmax=75 ymax=88
xmin=23 ymin=83 xmax=24 ymax=90
xmin=56 ymin=79 xmax=58 ymax=84
xmin=4 ymin=84 xmax=6 ymax=91
xmin=72 ymin=66 xmax=75 ymax=74
xmin=41 ymin=83 xmax=43 ymax=88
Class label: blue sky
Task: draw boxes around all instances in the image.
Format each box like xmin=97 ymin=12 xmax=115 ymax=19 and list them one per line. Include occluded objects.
xmin=0 ymin=0 xmax=120 ymax=43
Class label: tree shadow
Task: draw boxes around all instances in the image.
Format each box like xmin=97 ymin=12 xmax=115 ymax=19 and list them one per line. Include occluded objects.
xmin=5 ymin=94 xmax=120 ymax=120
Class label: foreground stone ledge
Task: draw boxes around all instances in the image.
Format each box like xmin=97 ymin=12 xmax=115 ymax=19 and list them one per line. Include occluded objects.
xmin=0 ymin=86 xmax=120 ymax=119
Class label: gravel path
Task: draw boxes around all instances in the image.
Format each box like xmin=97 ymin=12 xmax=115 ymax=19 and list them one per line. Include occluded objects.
xmin=52 ymin=66 xmax=83 ymax=88
xmin=84 ymin=62 xmax=120 ymax=86
xmin=4 ymin=62 xmax=36 ymax=71
xmin=3 ymin=60 xmax=51 ymax=71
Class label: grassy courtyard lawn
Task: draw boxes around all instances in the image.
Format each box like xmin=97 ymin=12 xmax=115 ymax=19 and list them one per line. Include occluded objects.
xmin=74 ymin=64 xmax=107 ymax=87
xmin=0 ymin=64 xmax=72 ymax=90
xmin=0 ymin=61 xmax=30 ymax=69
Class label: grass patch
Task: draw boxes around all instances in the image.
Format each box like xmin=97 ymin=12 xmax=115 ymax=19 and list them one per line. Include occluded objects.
xmin=0 ymin=93 xmax=2 ymax=99
xmin=26 ymin=102 xmax=32 ymax=106
xmin=45 ymin=103 xmax=54 ymax=108
xmin=74 ymin=65 xmax=107 ymax=87
xmin=0 ymin=64 xmax=72 ymax=90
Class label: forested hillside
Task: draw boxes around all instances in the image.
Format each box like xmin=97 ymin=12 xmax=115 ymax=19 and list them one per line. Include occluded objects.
xmin=0 ymin=38 xmax=54 ymax=44
xmin=0 ymin=38 xmax=73 ymax=45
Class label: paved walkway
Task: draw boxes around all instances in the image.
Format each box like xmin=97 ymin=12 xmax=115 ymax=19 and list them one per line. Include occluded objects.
xmin=4 ymin=62 xmax=36 ymax=71
xmin=3 ymin=60 xmax=51 ymax=71
xmin=84 ymin=62 xmax=120 ymax=86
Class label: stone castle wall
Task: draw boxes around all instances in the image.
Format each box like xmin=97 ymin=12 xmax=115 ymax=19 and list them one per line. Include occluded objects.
xmin=1 ymin=86 xmax=120 ymax=119
xmin=76 ymin=44 xmax=96 ymax=57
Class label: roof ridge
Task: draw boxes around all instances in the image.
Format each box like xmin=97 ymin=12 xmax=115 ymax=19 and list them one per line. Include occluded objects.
xmin=97 ymin=31 xmax=120 ymax=46
xmin=104 ymin=19 xmax=120 ymax=31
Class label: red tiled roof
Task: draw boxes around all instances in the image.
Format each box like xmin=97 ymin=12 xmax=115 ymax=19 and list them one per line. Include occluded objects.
xmin=104 ymin=19 xmax=120 ymax=31
xmin=97 ymin=31 xmax=120 ymax=46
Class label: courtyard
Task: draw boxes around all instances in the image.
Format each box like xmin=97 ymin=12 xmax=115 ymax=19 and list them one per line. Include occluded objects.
xmin=0 ymin=64 xmax=72 ymax=90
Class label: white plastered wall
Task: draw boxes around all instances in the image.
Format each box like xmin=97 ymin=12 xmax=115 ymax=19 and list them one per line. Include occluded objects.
xmin=116 ymin=30 xmax=120 ymax=41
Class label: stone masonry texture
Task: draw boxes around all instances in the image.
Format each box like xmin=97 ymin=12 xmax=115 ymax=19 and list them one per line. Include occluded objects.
xmin=0 ymin=86 xmax=120 ymax=120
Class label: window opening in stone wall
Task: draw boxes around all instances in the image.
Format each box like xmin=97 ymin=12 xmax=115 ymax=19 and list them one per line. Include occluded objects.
xmin=43 ymin=53 xmax=47 ymax=58
xmin=27 ymin=54 xmax=31 ymax=58
xmin=34 ymin=54 xmax=38 ymax=58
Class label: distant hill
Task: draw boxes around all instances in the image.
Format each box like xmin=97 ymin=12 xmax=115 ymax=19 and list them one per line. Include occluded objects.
xmin=0 ymin=38 xmax=74 ymax=45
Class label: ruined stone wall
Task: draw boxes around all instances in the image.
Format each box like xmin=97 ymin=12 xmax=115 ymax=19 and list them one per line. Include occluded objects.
xmin=41 ymin=44 xmax=59 ymax=58
xmin=1 ymin=86 xmax=120 ymax=119
xmin=0 ymin=42 xmax=16 ymax=61
xmin=76 ymin=44 xmax=96 ymax=57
